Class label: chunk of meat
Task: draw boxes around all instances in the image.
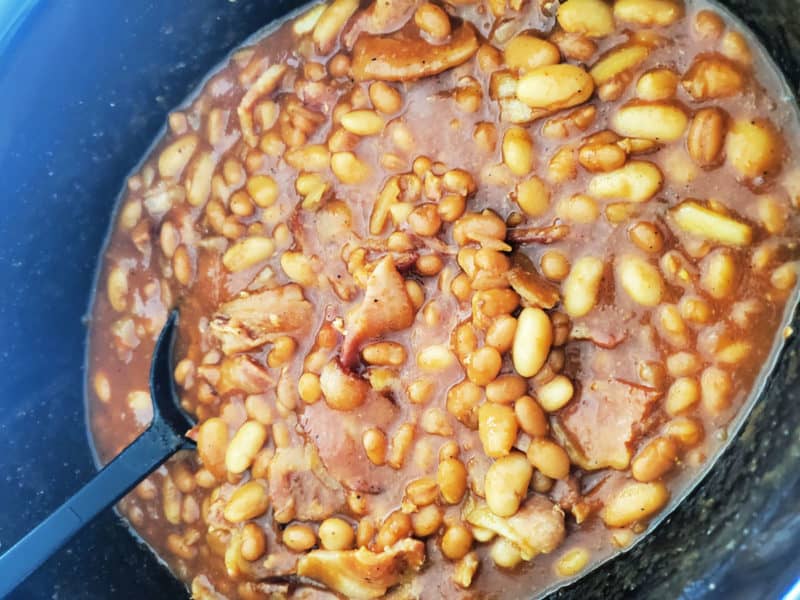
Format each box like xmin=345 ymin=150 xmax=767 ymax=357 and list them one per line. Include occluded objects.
xmin=570 ymin=323 xmax=626 ymax=349
xmin=341 ymin=256 xmax=415 ymax=367
xmin=210 ymin=284 xmax=313 ymax=354
xmin=507 ymin=222 xmax=571 ymax=245
xmin=466 ymin=495 xmax=566 ymax=560
xmin=508 ymin=496 xmax=565 ymax=555
xmin=549 ymin=476 xmax=589 ymax=522
xmin=290 ymin=204 xmax=361 ymax=302
xmin=507 ymin=253 xmax=560 ymax=309
xmin=549 ymin=476 xmax=581 ymax=512
xmin=569 ymin=305 xmax=635 ymax=349
xmin=296 ymin=538 xmax=426 ymax=600
xmin=268 ymin=445 xmax=346 ymax=523
xmin=351 ymin=235 xmax=451 ymax=267
xmin=349 ymin=238 xmax=421 ymax=270
xmin=301 ymin=391 xmax=399 ymax=493
xmin=554 ymin=378 xmax=662 ymax=470
xmin=351 ymin=23 xmax=479 ymax=82
xmin=217 ymin=355 xmax=273 ymax=394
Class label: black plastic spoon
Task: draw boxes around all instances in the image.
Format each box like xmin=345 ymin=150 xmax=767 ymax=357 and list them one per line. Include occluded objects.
xmin=0 ymin=311 xmax=194 ymax=598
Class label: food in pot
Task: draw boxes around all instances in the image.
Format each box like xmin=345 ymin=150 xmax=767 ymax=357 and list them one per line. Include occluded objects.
xmin=87 ymin=0 xmax=800 ymax=597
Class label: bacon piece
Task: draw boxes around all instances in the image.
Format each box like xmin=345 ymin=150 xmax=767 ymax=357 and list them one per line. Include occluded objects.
xmin=554 ymin=378 xmax=662 ymax=470
xmin=466 ymin=495 xmax=566 ymax=560
xmin=507 ymin=252 xmax=560 ymax=309
xmin=268 ymin=445 xmax=346 ymax=523
xmin=340 ymin=256 xmax=415 ymax=367
xmin=297 ymin=539 xmax=425 ymax=600
xmin=507 ymin=222 xmax=570 ymax=245
xmin=210 ymin=284 xmax=313 ymax=355
xmin=301 ymin=391 xmax=399 ymax=493
xmin=351 ymin=23 xmax=479 ymax=82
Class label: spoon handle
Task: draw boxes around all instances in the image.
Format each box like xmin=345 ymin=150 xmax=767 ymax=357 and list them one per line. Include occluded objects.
xmin=0 ymin=418 xmax=187 ymax=598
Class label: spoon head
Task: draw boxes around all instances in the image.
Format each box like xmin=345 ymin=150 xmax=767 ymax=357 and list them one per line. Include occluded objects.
xmin=149 ymin=310 xmax=196 ymax=443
